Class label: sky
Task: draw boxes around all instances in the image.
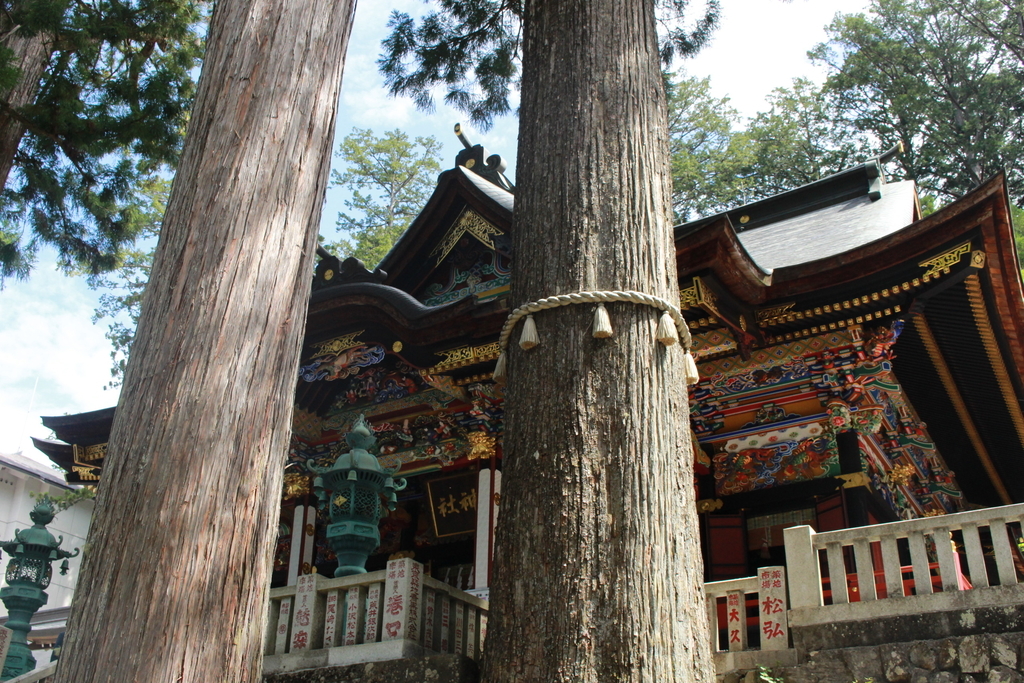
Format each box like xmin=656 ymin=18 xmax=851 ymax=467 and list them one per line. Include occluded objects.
xmin=0 ymin=0 xmax=871 ymax=462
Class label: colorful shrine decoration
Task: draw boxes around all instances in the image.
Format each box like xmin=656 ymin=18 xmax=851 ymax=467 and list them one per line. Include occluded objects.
xmin=31 ymin=134 xmax=1024 ymax=592
xmin=714 ymin=423 xmax=838 ymax=496
xmin=696 ymin=325 xmax=966 ymax=520
xmin=0 ymin=501 xmax=79 ymax=680
xmin=311 ymin=415 xmax=406 ymax=577
xmin=300 ymin=342 xmax=386 ymax=383
xmin=419 ymin=208 xmax=511 ymax=306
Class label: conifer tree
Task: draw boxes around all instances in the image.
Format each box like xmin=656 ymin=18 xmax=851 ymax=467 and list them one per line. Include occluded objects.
xmin=479 ymin=0 xmax=713 ymax=679
xmin=379 ymin=0 xmax=721 ymax=129
xmin=0 ymin=0 xmax=207 ymax=283
xmin=326 ymin=127 xmax=442 ymax=266
xmin=812 ymin=0 xmax=1024 ymax=204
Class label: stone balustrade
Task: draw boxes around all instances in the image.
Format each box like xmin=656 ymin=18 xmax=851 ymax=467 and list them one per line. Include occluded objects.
xmin=263 ymin=557 xmax=488 ymax=675
xmin=22 ymin=504 xmax=1024 ymax=681
xmin=783 ymin=502 xmax=1024 ymax=655
xmin=784 ymin=502 xmax=1024 ymax=611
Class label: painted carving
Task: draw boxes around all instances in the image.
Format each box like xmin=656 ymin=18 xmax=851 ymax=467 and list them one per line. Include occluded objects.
xmin=714 ymin=433 xmax=839 ymax=496
xmin=419 ymin=224 xmax=512 ymax=306
xmin=746 ymin=402 xmax=799 ymax=428
xmin=300 ymin=343 xmax=386 ymax=382
xmin=861 ymin=320 xmax=904 ymax=361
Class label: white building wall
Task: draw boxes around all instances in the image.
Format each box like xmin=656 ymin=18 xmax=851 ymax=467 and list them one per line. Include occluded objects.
xmin=0 ymin=453 xmax=93 ymax=618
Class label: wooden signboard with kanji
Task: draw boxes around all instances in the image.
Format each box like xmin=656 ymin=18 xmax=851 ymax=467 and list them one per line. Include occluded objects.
xmin=426 ymin=471 xmax=478 ymax=538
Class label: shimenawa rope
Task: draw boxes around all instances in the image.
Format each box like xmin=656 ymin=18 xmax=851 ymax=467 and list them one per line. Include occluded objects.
xmin=492 ymin=289 xmax=700 ymax=385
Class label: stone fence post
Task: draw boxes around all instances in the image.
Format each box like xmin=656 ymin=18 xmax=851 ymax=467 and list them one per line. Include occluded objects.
xmin=783 ymin=525 xmax=822 ymax=609
xmin=381 ymin=558 xmax=424 ymax=643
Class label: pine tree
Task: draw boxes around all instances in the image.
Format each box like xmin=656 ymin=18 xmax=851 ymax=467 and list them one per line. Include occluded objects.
xmin=88 ymin=177 xmax=169 ymax=387
xmin=325 ymin=127 xmax=443 ymax=266
xmin=378 ymin=0 xmax=721 ymax=129
xmin=812 ymin=0 xmax=1024 ymax=204
xmin=667 ymin=73 xmax=755 ymax=221
xmin=742 ymin=78 xmax=870 ymax=198
xmin=0 ymin=0 xmax=208 ymax=283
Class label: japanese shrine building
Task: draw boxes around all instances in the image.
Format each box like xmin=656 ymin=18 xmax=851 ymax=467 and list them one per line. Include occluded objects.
xmin=33 ymin=136 xmax=1024 ymax=589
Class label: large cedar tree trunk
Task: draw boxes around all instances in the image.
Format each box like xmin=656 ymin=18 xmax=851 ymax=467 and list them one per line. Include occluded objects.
xmin=479 ymin=0 xmax=713 ymax=681
xmin=52 ymin=0 xmax=356 ymax=680
xmin=0 ymin=22 xmax=51 ymax=190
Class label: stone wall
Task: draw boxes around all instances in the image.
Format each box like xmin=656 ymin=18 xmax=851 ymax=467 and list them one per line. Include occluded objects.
xmin=262 ymin=654 xmax=478 ymax=683
xmin=722 ymin=632 xmax=1024 ymax=683
xmin=789 ymin=593 xmax=1024 ymax=653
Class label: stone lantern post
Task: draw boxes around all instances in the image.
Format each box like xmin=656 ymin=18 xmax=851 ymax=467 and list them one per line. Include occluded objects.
xmin=0 ymin=501 xmax=79 ymax=680
xmin=312 ymin=414 xmax=406 ymax=576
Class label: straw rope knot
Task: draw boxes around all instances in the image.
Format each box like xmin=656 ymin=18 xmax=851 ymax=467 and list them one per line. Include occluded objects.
xmin=491 ymin=290 xmax=700 ymax=385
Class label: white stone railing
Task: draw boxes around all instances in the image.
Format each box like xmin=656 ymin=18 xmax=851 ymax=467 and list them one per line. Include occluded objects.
xmin=783 ymin=503 xmax=1024 ymax=614
xmin=37 ymin=505 xmax=1024 ymax=678
xmin=263 ymin=558 xmax=488 ymax=674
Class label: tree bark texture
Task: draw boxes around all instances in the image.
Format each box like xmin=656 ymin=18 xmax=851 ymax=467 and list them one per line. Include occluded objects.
xmin=479 ymin=1 xmax=713 ymax=682
xmin=0 ymin=23 xmax=51 ymax=191
xmin=52 ymin=0 xmax=355 ymax=681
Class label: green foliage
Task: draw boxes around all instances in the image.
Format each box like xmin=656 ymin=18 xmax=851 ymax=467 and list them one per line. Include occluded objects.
xmin=86 ymin=176 xmax=168 ymax=387
xmin=29 ymin=487 xmax=96 ymax=513
xmin=0 ymin=0 xmax=209 ymax=284
xmin=1010 ymin=204 xmax=1024 ymax=264
xmin=947 ymin=0 xmax=1024 ymax=67
xmin=379 ymin=0 xmax=720 ymax=129
xmin=666 ymin=75 xmax=875 ymax=220
xmin=743 ymin=78 xmax=871 ymax=198
xmin=811 ymin=0 xmax=1024 ymax=205
xmin=324 ymin=128 xmax=443 ymax=267
xmin=667 ymin=73 xmax=755 ymax=221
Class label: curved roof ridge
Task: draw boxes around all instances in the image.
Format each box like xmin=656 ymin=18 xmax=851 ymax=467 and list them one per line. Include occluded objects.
xmin=675 ymin=144 xmax=904 ymax=237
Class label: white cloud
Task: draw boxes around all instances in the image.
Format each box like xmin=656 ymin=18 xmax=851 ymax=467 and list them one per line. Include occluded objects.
xmin=686 ymin=0 xmax=870 ymax=120
xmin=0 ymin=255 xmax=119 ymax=462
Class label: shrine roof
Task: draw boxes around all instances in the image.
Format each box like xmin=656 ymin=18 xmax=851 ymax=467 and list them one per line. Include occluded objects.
xmin=376 ymin=165 xmax=513 ymax=295
xmin=0 ymin=450 xmax=73 ymax=489
xmin=458 ymin=165 xmax=513 ymax=212
xmin=674 ymin=146 xmax=911 ymax=269
xmin=40 ymin=407 xmax=114 ymax=446
xmin=738 ymin=180 xmax=917 ymax=271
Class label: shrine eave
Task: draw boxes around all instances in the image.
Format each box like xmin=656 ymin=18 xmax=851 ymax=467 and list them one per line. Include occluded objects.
xmin=29 ymin=438 xmax=98 ymax=486
xmin=677 ymin=174 xmax=1020 ymax=334
xmin=379 ymin=165 xmax=513 ymax=295
xmin=768 ymin=174 xmax=1011 ymax=297
xmin=306 ymin=282 xmax=507 ymax=351
xmin=40 ymin=407 xmax=115 ymax=446
xmin=674 ymin=217 xmax=772 ymax=304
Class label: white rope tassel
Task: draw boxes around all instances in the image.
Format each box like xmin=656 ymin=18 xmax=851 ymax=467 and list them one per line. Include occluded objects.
xmin=593 ymin=303 xmax=613 ymax=338
xmin=683 ymin=351 xmax=700 ymax=385
xmin=656 ymin=310 xmax=679 ymax=346
xmin=519 ymin=314 xmax=539 ymax=350
xmin=492 ymin=351 xmax=508 ymax=384
xmin=493 ymin=290 xmax=692 ymax=382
